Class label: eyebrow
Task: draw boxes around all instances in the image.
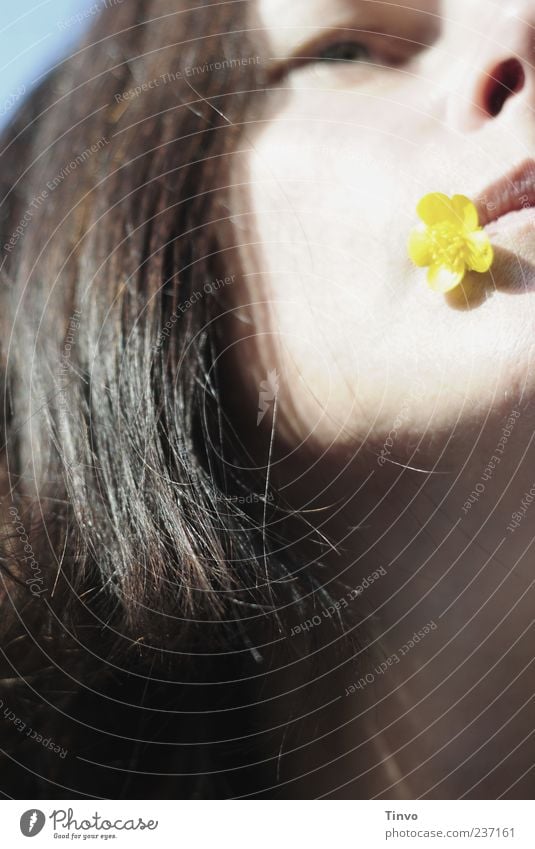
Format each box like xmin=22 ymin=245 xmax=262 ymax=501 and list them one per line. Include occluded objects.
xmin=259 ymin=0 xmax=378 ymax=59
xmin=260 ymin=0 xmax=369 ymax=33
xmin=259 ymin=0 xmax=436 ymax=56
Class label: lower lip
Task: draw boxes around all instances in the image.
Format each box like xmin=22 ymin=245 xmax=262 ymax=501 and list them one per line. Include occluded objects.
xmin=485 ymin=205 xmax=535 ymax=236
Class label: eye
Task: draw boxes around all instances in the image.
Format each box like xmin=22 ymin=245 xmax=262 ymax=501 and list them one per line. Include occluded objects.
xmin=313 ymin=41 xmax=372 ymax=64
xmin=279 ymin=34 xmax=405 ymax=79
xmin=267 ymin=27 xmax=425 ymax=83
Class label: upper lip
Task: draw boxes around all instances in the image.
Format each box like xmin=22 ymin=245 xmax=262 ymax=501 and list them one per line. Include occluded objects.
xmin=476 ymin=159 xmax=535 ymax=227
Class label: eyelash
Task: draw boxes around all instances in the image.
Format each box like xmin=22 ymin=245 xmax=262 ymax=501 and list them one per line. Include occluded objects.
xmin=312 ymin=40 xmax=373 ymax=64
xmin=279 ymin=32 xmax=418 ymax=77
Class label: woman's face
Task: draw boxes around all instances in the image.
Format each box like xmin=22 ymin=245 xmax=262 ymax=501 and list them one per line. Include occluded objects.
xmin=228 ymin=0 xmax=535 ymax=467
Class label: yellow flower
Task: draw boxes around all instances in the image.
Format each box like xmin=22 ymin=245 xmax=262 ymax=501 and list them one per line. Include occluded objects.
xmin=408 ymin=193 xmax=493 ymax=293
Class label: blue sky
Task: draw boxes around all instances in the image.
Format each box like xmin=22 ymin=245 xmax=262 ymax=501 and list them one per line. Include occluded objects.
xmin=0 ymin=0 xmax=95 ymax=129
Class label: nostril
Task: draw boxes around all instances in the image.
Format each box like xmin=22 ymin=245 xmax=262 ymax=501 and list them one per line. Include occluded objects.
xmin=484 ymin=57 xmax=525 ymax=117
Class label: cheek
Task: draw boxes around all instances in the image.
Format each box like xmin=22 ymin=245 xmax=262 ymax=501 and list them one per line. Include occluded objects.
xmin=237 ymin=83 xmax=434 ymax=291
xmin=227 ymin=104 xmax=420 ymax=447
xmin=238 ymin=107 xmax=410 ymax=298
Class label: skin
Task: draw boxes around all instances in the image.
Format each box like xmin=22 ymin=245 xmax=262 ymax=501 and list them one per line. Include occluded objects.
xmin=222 ymin=0 xmax=535 ymax=798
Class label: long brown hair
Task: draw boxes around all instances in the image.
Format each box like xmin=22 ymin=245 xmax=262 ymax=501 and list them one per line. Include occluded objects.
xmin=0 ymin=0 xmax=341 ymax=798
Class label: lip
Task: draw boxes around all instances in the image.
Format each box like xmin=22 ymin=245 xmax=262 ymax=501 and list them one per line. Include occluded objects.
xmin=476 ymin=159 xmax=535 ymax=231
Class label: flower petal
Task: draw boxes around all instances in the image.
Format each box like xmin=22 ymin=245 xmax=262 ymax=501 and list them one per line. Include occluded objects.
xmin=408 ymin=224 xmax=433 ymax=266
xmin=451 ymin=194 xmax=479 ymax=230
xmin=417 ymin=192 xmax=456 ymax=225
xmin=466 ymin=230 xmax=494 ymax=273
xmin=427 ymin=262 xmax=465 ymax=293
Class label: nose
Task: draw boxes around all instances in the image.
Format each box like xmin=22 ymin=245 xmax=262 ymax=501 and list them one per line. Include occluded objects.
xmin=445 ymin=3 xmax=535 ymax=132
xmin=482 ymin=57 xmax=525 ymax=118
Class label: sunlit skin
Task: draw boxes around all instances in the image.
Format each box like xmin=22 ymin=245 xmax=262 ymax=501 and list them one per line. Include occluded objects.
xmin=223 ymin=0 xmax=535 ymax=798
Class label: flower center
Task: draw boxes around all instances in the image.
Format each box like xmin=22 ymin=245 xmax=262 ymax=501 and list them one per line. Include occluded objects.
xmin=429 ymin=222 xmax=466 ymax=267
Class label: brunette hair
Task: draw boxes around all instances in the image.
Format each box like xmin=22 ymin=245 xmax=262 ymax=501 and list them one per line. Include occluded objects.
xmin=0 ymin=0 xmax=341 ymax=798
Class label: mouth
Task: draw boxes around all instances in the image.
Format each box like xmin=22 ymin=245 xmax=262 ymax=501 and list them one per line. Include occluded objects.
xmin=476 ymin=159 xmax=535 ymax=230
